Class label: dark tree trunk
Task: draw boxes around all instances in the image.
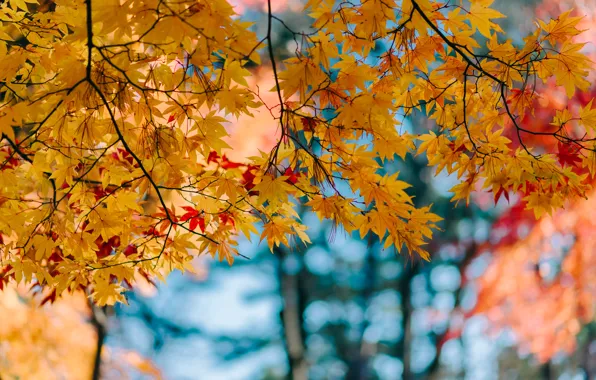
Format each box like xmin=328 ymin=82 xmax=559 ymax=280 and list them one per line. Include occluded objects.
xmin=427 ymin=242 xmax=476 ymax=377
xmin=90 ymin=304 xmax=107 ymax=380
xmin=399 ymin=259 xmax=419 ymax=380
xmin=277 ymin=247 xmax=309 ymax=380
xmin=346 ymin=234 xmax=377 ymax=379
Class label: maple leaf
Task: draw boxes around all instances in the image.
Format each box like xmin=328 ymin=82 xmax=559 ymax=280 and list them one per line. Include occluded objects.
xmin=493 ymin=185 xmax=510 ymax=204
xmin=180 ymin=206 xmax=206 ymax=233
xmin=220 ymin=155 xmax=244 ymax=169
xmin=207 ymin=151 xmax=220 ymax=163
xmin=300 ymin=117 xmax=317 ymax=132
xmin=252 ymin=174 xmax=294 ymax=206
xmin=579 ymin=99 xmax=596 ymax=128
xmin=260 ymin=217 xmax=292 ymax=251
xmin=538 ymin=10 xmax=584 ymax=45
xmin=467 ymin=0 xmax=505 ymax=38
xmin=241 ymin=165 xmax=259 ymax=192
xmin=219 ymin=212 xmax=235 ymax=227
xmin=557 ymin=141 xmax=582 ymax=167
xmin=189 ymin=216 xmax=206 ymax=233
xmin=123 ymin=244 xmax=138 ymax=256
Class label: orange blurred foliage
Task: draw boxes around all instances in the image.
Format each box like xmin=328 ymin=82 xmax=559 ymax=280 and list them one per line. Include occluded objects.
xmin=474 ymin=196 xmax=596 ymax=362
xmin=471 ymin=0 xmax=596 ymax=362
xmin=223 ymin=67 xmax=281 ymax=161
xmin=0 ymin=284 xmax=162 ymax=378
xmin=0 ymin=286 xmax=96 ymax=379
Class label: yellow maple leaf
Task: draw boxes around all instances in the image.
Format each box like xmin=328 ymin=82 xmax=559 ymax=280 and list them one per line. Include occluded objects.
xmin=467 ymin=0 xmax=505 ymax=38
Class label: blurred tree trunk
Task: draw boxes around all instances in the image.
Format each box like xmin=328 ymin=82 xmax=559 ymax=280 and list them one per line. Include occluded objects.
xmin=277 ymin=247 xmax=309 ymax=380
xmin=427 ymin=241 xmax=476 ymax=378
xmin=90 ymin=304 xmax=107 ymax=380
xmin=399 ymin=261 xmax=417 ymax=380
xmin=540 ymin=361 xmax=552 ymax=380
xmin=581 ymin=324 xmax=595 ymax=379
xmin=346 ymin=235 xmax=377 ymax=379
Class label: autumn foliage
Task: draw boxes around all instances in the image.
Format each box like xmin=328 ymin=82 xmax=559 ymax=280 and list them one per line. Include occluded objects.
xmin=457 ymin=0 xmax=596 ymax=364
xmin=0 ymin=0 xmax=595 ymax=377
xmin=0 ymin=0 xmax=594 ymax=319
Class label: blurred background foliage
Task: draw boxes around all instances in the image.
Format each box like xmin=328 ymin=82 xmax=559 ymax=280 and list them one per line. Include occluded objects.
xmin=2 ymin=0 xmax=596 ymax=379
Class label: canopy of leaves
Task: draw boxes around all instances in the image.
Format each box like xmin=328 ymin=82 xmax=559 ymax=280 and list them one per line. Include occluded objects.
xmin=0 ymin=0 xmax=595 ymax=306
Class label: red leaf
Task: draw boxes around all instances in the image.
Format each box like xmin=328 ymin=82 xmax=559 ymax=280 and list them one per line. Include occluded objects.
xmin=96 ymin=243 xmax=111 ymax=258
xmin=557 ymin=141 xmax=582 ymax=167
xmin=301 ymin=117 xmax=317 ymax=132
xmin=207 ymin=151 xmax=220 ymax=163
xmin=494 ymin=186 xmax=510 ymax=204
xmin=219 ymin=212 xmax=235 ymax=227
xmin=48 ymin=251 xmax=63 ymax=263
xmin=112 ymin=148 xmax=134 ymax=165
xmin=221 ymin=155 xmax=243 ymax=169
xmin=0 ymin=148 xmax=20 ymax=170
xmin=523 ymin=181 xmax=538 ymax=195
xmin=188 ymin=216 xmax=206 ymax=232
xmin=242 ymin=168 xmax=257 ymax=190
xmin=123 ymin=244 xmax=138 ymax=256
xmin=189 ymin=217 xmax=199 ymax=231
xmin=143 ymin=227 xmax=160 ymax=237
xmin=95 ymin=235 xmax=121 ymax=258
xmin=180 ymin=213 xmax=194 ymax=222
xmin=284 ymin=167 xmax=300 ymax=185
xmin=93 ymin=186 xmax=107 ymax=201
xmin=180 ymin=207 xmax=199 ymax=222
xmin=108 ymin=235 xmax=121 ymax=248
xmin=168 ymin=114 xmax=176 ymax=123
xmin=0 ymin=264 xmax=11 ymax=291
